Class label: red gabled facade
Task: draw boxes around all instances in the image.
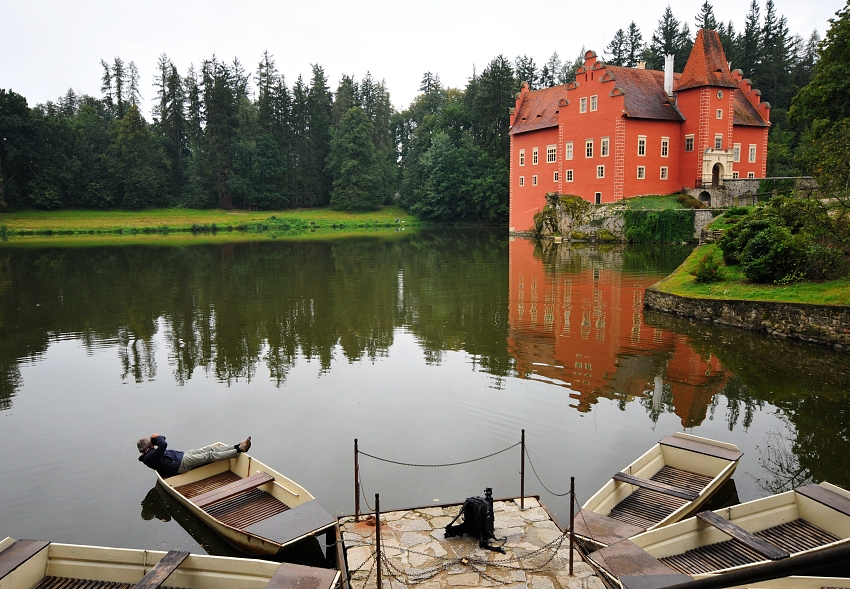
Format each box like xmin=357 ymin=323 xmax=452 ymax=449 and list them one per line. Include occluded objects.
xmin=508 ymin=29 xmax=771 ymax=233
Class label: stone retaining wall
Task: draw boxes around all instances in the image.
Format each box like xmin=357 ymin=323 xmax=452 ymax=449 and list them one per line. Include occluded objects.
xmin=644 ymin=288 xmax=850 ymax=350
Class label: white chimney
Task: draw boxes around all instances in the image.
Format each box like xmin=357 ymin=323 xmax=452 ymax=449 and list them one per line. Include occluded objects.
xmin=664 ymin=54 xmax=674 ymax=96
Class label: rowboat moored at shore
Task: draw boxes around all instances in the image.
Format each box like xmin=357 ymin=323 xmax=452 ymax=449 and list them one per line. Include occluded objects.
xmin=574 ymin=432 xmax=743 ymax=550
xmin=589 ymin=482 xmax=850 ymax=585
xmin=0 ymin=536 xmax=340 ymax=589
xmin=155 ymin=443 xmax=336 ymax=557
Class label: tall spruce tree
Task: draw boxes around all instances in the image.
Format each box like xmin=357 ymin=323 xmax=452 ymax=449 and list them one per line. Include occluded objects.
xmin=625 ymin=21 xmax=646 ymax=67
xmin=695 ymin=1 xmax=719 ymax=30
xmin=605 ymin=29 xmax=627 ymax=66
xmin=327 ymin=107 xmax=381 ymax=210
xmin=647 ymin=5 xmax=692 ymax=70
xmin=305 ymin=64 xmax=333 ymax=206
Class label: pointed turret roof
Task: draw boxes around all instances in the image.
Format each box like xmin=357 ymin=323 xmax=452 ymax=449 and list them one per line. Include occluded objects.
xmin=676 ymin=28 xmax=738 ymax=91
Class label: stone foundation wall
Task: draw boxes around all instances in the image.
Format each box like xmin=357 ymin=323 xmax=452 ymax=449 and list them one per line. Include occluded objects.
xmin=644 ymin=288 xmax=850 ymax=350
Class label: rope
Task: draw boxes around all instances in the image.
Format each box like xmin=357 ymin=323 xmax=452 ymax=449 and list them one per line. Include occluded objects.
xmin=358 ymin=441 xmax=521 ymax=468
xmin=524 ymin=446 xmax=571 ymax=497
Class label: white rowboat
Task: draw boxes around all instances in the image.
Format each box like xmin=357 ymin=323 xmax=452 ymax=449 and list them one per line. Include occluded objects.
xmin=0 ymin=536 xmax=340 ymax=589
xmin=155 ymin=443 xmax=336 ymax=557
xmin=574 ymin=432 xmax=743 ymax=550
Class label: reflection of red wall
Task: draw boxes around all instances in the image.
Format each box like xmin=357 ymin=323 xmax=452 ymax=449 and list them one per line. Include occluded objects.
xmin=508 ymin=238 xmax=729 ymax=426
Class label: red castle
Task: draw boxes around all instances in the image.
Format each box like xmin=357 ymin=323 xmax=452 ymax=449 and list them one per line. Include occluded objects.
xmin=508 ymin=29 xmax=771 ymax=233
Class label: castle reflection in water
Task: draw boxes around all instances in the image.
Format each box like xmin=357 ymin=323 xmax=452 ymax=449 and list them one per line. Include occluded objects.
xmin=508 ymin=238 xmax=727 ymax=428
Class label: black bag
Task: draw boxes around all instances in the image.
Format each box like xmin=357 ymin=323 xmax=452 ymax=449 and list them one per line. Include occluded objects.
xmin=444 ymin=488 xmax=505 ymax=553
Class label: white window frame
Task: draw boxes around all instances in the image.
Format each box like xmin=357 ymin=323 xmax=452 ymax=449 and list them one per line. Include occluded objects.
xmin=733 ymin=143 xmax=741 ymax=162
xmin=661 ymin=137 xmax=669 ymax=157
xmin=519 ymin=149 xmax=525 ymax=166
xmin=732 ymin=171 xmax=739 ymax=179
xmin=532 ymin=175 xmax=538 ymax=186
xmin=660 ymin=166 xmax=668 ymax=180
xmin=519 ymin=176 xmax=524 ymax=186
xmin=748 ymin=171 xmax=755 ymax=178
xmin=554 ymin=171 xmax=559 ymax=182
xmin=546 ymin=145 xmax=557 ymax=163
xmin=749 ymin=144 xmax=757 ymax=163
xmin=565 ymin=169 xmax=574 ymax=182
xmin=637 ymin=166 xmax=646 ymax=179
xmin=601 ymin=137 xmax=610 ymax=157
xmin=580 ymin=97 xmax=587 ymax=113
xmin=585 ymin=139 xmax=593 ymax=158
xmin=565 ymin=142 xmax=573 ymax=160
xmin=590 ymin=95 xmax=598 ymax=111
xmin=532 ymin=147 xmax=538 ymax=165
xmin=716 ymin=108 xmax=723 ymax=119
xmin=638 ymin=136 xmax=646 ymax=156
xmin=596 ymin=165 xmax=605 ymax=179
xmin=714 ymin=134 xmax=723 ymax=149
xmin=685 ymin=135 xmax=694 ymax=152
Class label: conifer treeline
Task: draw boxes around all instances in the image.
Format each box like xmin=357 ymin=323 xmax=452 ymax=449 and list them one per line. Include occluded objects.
xmin=0 ymin=0 xmax=826 ymax=219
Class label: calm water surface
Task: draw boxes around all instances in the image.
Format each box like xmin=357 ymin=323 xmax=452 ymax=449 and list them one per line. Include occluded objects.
xmin=0 ymin=229 xmax=848 ymax=557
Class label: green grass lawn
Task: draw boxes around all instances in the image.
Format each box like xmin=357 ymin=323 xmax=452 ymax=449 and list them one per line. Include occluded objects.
xmin=653 ymin=243 xmax=850 ymax=306
xmin=624 ymin=195 xmax=687 ymax=210
xmin=0 ymin=206 xmax=418 ymax=238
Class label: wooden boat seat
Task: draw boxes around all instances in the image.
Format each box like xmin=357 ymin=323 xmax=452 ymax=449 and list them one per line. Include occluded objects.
xmin=796 ymin=484 xmax=850 ymax=516
xmin=659 ymin=435 xmax=743 ymax=462
xmin=190 ymin=472 xmax=274 ymax=508
xmin=613 ymin=472 xmax=700 ymax=501
xmin=590 ymin=539 xmax=679 ymax=578
xmin=133 ymin=550 xmax=190 ymax=589
xmin=245 ymin=499 xmax=336 ymax=545
xmin=695 ymin=511 xmax=789 ymax=560
xmin=659 ymin=518 xmax=839 ymax=575
xmin=573 ymin=508 xmax=647 ymax=547
xmin=264 ymin=562 xmax=339 ymax=589
xmin=0 ymin=539 xmax=50 ymax=579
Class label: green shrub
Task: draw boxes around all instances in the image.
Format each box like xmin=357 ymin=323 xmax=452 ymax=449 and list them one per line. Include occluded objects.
xmin=597 ymin=228 xmax=617 ymax=242
xmin=726 ymin=206 xmax=750 ymax=216
xmin=0 ymin=225 xmax=7 ymax=241
xmin=676 ymin=194 xmax=705 ymax=209
xmin=691 ymin=251 xmax=724 ymax=283
xmin=804 ymin=243 xmax=845 ymax=281
xmin=740 ymin=224 xmax=802 ymax=283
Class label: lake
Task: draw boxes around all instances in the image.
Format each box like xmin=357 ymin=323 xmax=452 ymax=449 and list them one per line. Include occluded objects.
xmin=1 ymin=228 xmax=848 ymax=557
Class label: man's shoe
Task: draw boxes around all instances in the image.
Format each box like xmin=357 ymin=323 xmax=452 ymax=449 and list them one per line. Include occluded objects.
xmin=238 ymin=436 xmax=252 ymax=453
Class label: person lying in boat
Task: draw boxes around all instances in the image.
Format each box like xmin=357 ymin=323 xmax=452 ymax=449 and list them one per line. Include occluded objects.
xmin=137 ymin=434 xmax=251 ymax=478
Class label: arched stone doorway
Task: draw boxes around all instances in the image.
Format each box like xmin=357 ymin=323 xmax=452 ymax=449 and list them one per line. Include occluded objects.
xmin=698 ymin=191 xmax=711 ymax=206
xmin=712 ymin=163 xmax=724 ymax=187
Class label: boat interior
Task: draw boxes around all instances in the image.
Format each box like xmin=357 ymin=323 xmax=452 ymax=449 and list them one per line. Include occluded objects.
xmin=617 ymin=483 xmax=850 ymax=578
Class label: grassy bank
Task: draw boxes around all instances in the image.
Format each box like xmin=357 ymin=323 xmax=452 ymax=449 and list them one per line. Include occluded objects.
xmin=653 ymin=243 xmax=850 ymax=306
xmin=0 ymin=206 xmax=418 ymax=240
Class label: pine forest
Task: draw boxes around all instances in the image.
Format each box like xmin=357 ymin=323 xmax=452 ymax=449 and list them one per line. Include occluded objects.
xmin=0 ymin=0 xmax=846 ymax=224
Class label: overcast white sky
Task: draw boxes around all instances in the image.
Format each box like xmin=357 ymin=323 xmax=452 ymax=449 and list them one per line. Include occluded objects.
xmin=2 ymin=0 xmax=842 ymax=117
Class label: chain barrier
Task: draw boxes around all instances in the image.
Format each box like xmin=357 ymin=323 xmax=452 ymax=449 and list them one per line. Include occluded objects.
xmin=358 ymin=441 xmax=521 ymax=468
xmin=359 ymin=471 xmax=374 ymax=514
xmin=347 ymin=527 xmax=572 ymax=589
xmin=524 ymin=446 xmax=571 ymax=497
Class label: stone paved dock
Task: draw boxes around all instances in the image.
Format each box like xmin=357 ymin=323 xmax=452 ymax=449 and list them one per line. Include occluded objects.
xmin=341 ymin=497 xmax=606 ymax=589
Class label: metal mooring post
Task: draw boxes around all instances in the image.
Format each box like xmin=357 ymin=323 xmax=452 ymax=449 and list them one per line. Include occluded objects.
xmin=520 ymin=429 xmax=526 ymax=510
xmin=354 ymin=439 xmax=360 ymax=522
xmin=375 ymin=493 xmax=382 ymax=589
xmin=569 ymin=476 xmax=575 ymax=576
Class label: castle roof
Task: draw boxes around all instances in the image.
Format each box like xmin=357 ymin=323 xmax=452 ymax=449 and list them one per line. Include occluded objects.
xmin=605 ymin=67 xmax=684 ymax=121
xmin=508 ymin=85 xmax=564 ymax=135
xmin=734 ymin=90 xmax=769 ymax=126
xmin=676 ymin=28 xmax=738 ymax=91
